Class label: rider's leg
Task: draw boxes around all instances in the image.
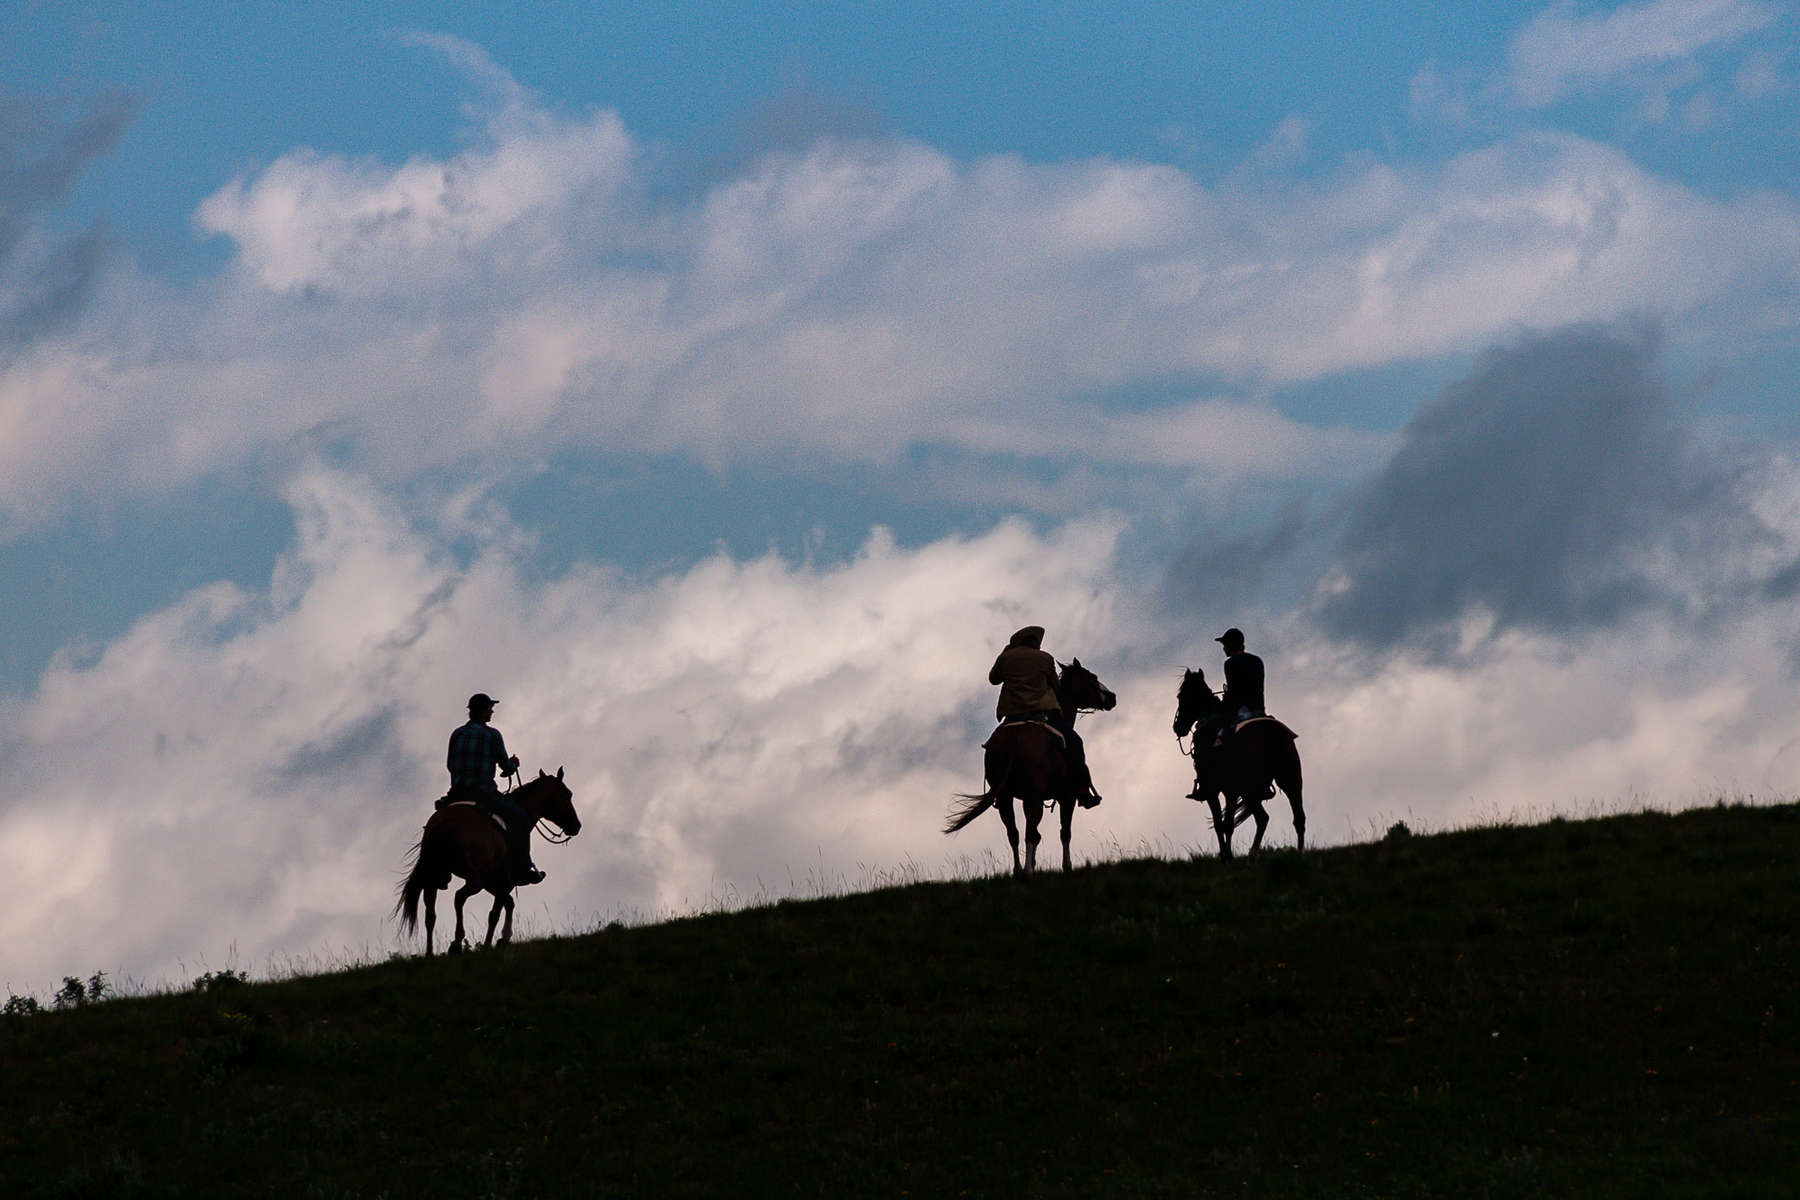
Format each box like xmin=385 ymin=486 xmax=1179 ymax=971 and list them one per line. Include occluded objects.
xmin=1054 ymin=715 xmax=1101 ymax=803
xmin=486 ymin=794 xmax=544 ymax=885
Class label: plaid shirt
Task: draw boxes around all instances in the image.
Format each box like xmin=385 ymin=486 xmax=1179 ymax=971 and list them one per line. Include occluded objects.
xmin=447 ymin=720 xmax=512 ymax=792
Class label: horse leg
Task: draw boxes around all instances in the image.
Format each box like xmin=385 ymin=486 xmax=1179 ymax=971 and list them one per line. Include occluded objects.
xmin=500 ymin=893 xmax=515 ymax=944
xmin=423 ymin=887 xmax=438 ymax=956
xmin=451 ymin=881 xmax=480 ymax=953
xmin=1280 ymin=773 xmax=1306 ymax=852
xmin=1205 ymin=794 xmax=1233 ymax=860
xmin=1059 ymin=797 xmax=1074 ymax=872
xmin=996 ymin=796 xmax=1022 ymax=874
xmin=1247 ymin=799 xmax=1270 ymax=857
xmin=1024 ymin=800 xmax=1042 ymax=872
xmin=484 ymin=889 xmax=511 ymax=948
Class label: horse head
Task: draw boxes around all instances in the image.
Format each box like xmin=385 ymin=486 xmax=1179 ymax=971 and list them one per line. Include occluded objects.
xmin=1174 ymin=667 xmax=1219 ymax=737
xmin=1058 ymin=657 xmax=1117 ymax=713
xmin=526 ymin=766 xmax=581 ymax=837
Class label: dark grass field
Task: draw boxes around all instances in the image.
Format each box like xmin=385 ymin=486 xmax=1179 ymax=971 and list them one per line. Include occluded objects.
xmin=3 ymin=802 xmax=1796 ymax=1198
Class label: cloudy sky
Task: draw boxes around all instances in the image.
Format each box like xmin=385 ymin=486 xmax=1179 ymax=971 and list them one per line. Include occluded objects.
xmin=4 ymin=1 xmax=1799 ymax=997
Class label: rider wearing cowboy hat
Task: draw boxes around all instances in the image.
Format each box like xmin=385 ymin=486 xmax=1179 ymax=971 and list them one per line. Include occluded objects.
xmin=446 ymin=692 xmax=544 ymax=886
xmin=989 ymin=625 xmax=1102 ymax=805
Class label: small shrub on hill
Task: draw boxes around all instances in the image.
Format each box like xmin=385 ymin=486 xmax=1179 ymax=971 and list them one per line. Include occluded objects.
xmin=51 ymin=971 xmax=109 ymax=1011
xmin=193 ymin=969 xmax=249 ymax=994
xmin=2 ymin=992 xmax=42 ymax=1019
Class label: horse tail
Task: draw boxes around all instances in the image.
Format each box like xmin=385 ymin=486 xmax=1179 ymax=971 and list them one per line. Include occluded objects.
xmin=394 ymin=835 xmax=431 ymax=935
xmin=1275 ymin=733 xmax=1303 ymax=795
xmin=945 ymin=788 xmax=998 ymax=834
xmin=947 ymin=726 xmax=1026 ymax=835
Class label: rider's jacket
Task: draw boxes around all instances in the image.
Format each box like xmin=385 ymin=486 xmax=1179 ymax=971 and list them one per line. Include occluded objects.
xmin=1220 ymin=652 xmax=1266 ymax=719
xmin=990 ymin=629 xmax=1060 ymax=719
xmin=447 ymin=720 xmax=511 ymax=793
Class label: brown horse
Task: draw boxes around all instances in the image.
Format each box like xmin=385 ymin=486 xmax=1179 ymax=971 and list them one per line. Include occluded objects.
xmin=945 ymin=658 xmax=1117 ymax=873
xmin=394 ymin=769 xmax=581 ymax=954
xmin=1174 ymin=668 xmax=1305 ymax=858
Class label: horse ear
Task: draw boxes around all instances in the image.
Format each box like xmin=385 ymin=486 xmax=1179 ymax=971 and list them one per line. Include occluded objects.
xmin=537 ymin=769 xmax=546 ymax=779
xmin=1071 ymin=657 xmax=1082 ymax=668
xmin=556 ymin=766 xmax=564 ymax=780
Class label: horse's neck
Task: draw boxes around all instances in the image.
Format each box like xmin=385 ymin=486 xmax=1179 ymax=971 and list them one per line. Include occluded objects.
xmin=512 ymin=782 xmax=540 ymax=818
xmin=1183 ymin=683 xmax=1220 ymax=722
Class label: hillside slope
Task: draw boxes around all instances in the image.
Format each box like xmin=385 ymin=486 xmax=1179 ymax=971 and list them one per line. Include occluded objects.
xmin=3 ymin=804 xmax=1797 ymax=1198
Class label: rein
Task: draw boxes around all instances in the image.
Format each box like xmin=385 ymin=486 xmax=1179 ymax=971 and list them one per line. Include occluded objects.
xmin=535 ymin=820 xmax=575 ymax=845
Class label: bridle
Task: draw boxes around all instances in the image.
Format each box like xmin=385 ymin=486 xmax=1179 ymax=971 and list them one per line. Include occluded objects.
xmin=508 ymin=762 xmax=578 ymax=844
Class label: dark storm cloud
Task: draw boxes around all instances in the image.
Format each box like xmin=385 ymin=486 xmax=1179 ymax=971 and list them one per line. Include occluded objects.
xmin=0 ymin=89 xmax=134 ymax=348
xmin=265 ymin=706 xmax=412 ymax=793
xmin=1317 ymin=321 xmax=1768 ymax=650
xmin=1161 ymin=500 xmax=1310 ymax=615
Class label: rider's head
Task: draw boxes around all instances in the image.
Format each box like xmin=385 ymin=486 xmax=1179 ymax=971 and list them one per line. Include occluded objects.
xmin=1008 ymin=625 xmax=1046 ymax=649
xmin=467 ymin=692 xmax=498 ymax=721
xmin=1214 ymin=628 xmax=1246 ymax=654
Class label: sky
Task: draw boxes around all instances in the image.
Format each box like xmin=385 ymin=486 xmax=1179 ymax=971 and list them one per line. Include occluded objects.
xmin=3 ymin=0 xmax=1799 ymax=997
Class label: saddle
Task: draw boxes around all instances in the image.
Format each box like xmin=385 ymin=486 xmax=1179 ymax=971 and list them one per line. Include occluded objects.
xmin=1203 ymin=714 xmax=1296 ymax=750
xmin=434 ymin=794 xmax=511 ymax=835
xmin=982 ymin=712 xmax=1066 ymax=750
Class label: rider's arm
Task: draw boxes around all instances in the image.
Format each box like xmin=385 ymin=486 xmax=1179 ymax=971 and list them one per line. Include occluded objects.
xmin=490 ymin=728 xmax=518 ymax=776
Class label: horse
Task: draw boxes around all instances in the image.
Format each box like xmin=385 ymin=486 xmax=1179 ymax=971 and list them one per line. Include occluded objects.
xmin=945 ymin=658 xmax=1117 ymax=873
xmin=1174 ymin=668 xmax=1305 ymax=859
xmin=394 ymin=769 xmax=581 ymax=955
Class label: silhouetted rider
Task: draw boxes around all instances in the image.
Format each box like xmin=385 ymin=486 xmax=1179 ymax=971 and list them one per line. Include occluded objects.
xmin=989 ymin=625 xmax=1101 ymax=805
xmin=1216 ymin=628 xmax=1265 ymax=724
xmin=1185 ymin=628 xmax=1270 ymax=802
xmin=1191 ymin=627 xmax=1265 ymax=751
xmin=446 ymin=692 xmax=544 ymax=886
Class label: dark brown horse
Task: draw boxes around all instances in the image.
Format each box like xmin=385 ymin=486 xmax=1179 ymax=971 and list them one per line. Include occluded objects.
xmin=946 ymin=658 xmax=1117 ymax=873
xmin=1174 ymin=668 xmax=1304 ymax=858
xmin=395 ymin=769 xmax=581 ymax=954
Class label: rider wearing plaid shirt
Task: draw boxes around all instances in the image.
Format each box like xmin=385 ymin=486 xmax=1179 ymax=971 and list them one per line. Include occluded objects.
xmin=446 ymin=693 xmax=544 ymax=885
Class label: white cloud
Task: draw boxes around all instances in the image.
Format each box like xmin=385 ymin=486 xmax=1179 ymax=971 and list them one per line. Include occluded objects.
xmin=1506 ymin=0 xmax=1782 ymax=109
xmin=1 ymin=42 xmax=1796 ymax=534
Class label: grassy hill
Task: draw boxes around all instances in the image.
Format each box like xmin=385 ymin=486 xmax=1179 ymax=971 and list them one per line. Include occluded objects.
xmin=3 ymin=803 xmax=1797 ymax=1198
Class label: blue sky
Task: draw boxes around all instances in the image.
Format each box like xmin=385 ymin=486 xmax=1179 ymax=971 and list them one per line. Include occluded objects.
xmin=3 ymin=1 xmax=1799 ymax=995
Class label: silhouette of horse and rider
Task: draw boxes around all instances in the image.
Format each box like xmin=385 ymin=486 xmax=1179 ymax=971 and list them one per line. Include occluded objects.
xmin=1172 ymin=629 xmax=1305 ymax=859
xmin=945 ymin=626 xmax=1117 ymax=873
xmin=395 ymin=693 xmax=582 ymax=955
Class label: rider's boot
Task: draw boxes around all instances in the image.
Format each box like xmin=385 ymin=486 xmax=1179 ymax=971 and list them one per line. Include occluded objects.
xmin=511 ymin=835 xmax=545 ymax=886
